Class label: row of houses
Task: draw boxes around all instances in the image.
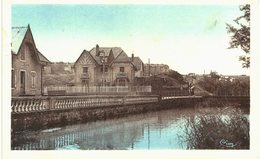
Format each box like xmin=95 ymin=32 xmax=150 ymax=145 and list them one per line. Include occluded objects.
xmin=11 ymin=25 xmax=147 ymax=96
xmin=73 ymin=45 xmax=144 ymax=87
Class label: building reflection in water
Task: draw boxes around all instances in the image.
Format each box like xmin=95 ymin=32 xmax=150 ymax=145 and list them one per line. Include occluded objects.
xmin=12 ymin=108 xmax=192 ymax=150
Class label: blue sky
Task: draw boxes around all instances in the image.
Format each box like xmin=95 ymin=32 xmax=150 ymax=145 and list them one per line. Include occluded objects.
xmin=12 ymin=4 xmax=249 ymax=75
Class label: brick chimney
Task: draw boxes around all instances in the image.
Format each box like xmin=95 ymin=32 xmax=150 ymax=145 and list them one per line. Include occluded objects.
xmin=131 ymin=53 xmax=134 ymax=62
xmin=96 ymin=44 xmax=99 ymax=56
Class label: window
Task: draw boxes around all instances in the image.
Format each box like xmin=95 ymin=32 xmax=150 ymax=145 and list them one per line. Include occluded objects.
xmin=83 ymin=67 xmax=88 ymax=73
xmin=82 ymin=79 xmax=89 ymax=86
xmin=21 ymin=45 xmax=28 ymax=60
xmin=31 ymin=71 xmax=36 ymax=89
xmin=21 ymin=50 xmax=25 ymax=60
xmin=100 ymin=66 xmax=108 ymax=73
xmin=11 ymin=69 xmax=16 ymax=88
xmin=100 ymin=52 xmax=104 ymax=57
xmin=120 ymin=67 xmax=124 ymax=72
xmin=118 ymin=79 xmax=126 ymax=86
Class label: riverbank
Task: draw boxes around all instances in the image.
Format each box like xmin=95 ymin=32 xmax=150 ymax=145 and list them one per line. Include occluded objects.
xmin=11 ymin=95 xmax=249 ymax=132
xmin=11 ymin=104 xmax=249 ymax=150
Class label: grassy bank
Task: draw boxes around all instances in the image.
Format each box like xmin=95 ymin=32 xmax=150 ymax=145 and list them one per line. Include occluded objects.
xmin=182 ymin=101 xmax=249 ymax=149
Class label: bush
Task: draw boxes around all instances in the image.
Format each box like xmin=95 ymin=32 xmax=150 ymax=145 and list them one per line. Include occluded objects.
xmin=181 ymin=106 xmax=249 ymax=149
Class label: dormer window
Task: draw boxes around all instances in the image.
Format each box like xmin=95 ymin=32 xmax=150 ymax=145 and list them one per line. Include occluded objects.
xmin=83 ymin=67 xmax=88 ymax=73
xmin=100 ymin=52 xmax=104 ymax=57
xmin=120 ymin=67 xmax=125 ymax=72
xmin=21 ymin=47 xmax=26 ymax=60
xmin=21 ymin=44 xmax=30 ymax=61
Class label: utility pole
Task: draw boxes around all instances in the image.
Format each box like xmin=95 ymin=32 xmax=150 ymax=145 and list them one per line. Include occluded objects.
xmin=148 ymin=58 xmax=150 ymax=77
xmin=101 ymin=53 xmax=105 ymax=86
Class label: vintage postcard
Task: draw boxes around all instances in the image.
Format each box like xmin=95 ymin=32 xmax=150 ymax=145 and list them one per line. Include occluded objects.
xmin=1 ymin=0 xmax=260 ymax=159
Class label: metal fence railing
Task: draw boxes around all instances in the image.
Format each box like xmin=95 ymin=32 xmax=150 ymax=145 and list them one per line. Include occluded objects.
xmin=44 ymin=86 xmax=152 ymax=95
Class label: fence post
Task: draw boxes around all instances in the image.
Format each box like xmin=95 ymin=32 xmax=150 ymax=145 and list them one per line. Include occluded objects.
xmin=44 ymin=87 xmax=48 ymax=95
xmin=122 ymin=96 xmax=126 ymax=105
xmin=48 ymin=97 xmax=54 ymax=110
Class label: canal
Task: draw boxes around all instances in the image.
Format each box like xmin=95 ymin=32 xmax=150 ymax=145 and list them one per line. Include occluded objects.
xmin=12 ymin=104 xmax=249 ymax=150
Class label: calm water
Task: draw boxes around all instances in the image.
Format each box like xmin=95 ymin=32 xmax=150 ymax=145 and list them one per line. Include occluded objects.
xmin=11 ymin=106 xmax=248 ymax=150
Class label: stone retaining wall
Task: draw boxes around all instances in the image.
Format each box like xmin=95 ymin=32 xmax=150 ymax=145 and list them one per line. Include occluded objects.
xmin=11 ymin=95 xmax=249 ymax=132
xmin=12 ymin=102 xmax=161 ymax=132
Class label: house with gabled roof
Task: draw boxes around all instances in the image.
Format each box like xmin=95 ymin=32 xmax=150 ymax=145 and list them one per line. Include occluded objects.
xmin=130 ymin=55 xmax=147 ymax=86
xmin=131 ymin=55 xmax=144 ymax=77
xmin=73 ymin=44 xmax=136 ymax=86
xmin=11 ymin=25 xmax=50 ymax=96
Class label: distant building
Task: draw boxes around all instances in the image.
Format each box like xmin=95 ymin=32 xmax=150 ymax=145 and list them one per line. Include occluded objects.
xmin=64 ymin=63 xmax=73 ymax=73
xmin=131 ymin=55 xmax=146 ymax=85
xmin=144 ymin=64 xmax=169 ymax=76
xmin=131 ymin=55 xmax=144 ymax=77
xmin=188 ymin=73 xmax=196 ymax=77
xmin=11 ymin=25 xmax=50 ymax=96
xmin=73 ymin=45 xmax=136 ymax=86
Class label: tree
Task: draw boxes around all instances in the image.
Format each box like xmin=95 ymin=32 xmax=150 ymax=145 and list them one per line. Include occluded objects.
xmin=166 ymin=69 xmax=185 ymax=84
xmin=226 ymin=4 xmax=250 ymax=68
xmin=210 ymin=71 xmax=220 ymax=79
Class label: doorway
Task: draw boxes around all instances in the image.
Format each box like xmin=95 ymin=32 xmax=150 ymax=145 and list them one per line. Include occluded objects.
xmin=20 ymin=71 xmax=25 ymax=95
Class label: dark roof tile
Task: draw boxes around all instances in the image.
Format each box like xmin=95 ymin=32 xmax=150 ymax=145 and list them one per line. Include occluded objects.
xmin=132 ymin=57 xmax=143 ymax=70
xmin=89 ymin=46 xmax=129 ymax=65
xmin=11 ymin=27 xmax=27 ymax=54
xmin=11 ymin=26 xmax=50 ymax=64
xmin=37 ymin=50 xmax=51 ymax=63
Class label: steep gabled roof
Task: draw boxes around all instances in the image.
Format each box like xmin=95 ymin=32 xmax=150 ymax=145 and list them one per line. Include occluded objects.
xmin=11 ymin=27 xmax=27 ymax=54
xmin=89 ymin=47 xmax=111 ymax=65
xmin=11 ymin=25 xmax=50 ymax=64
xmin=111 ymin=47 xmax=123 ymax=59
xmin=99 ymin=48 xmax=111 ymax=56
xmin=132 ymin=56 xmax=143 ymax=71
xmin=37 ymin=49 xmax=50 ymax=63
xmin=89 ymin=47 xmax=125 ymax=65
xmin=113 ymin=51 xmax=131 ymax=63
xmin=73 ymin=50 xmax=97 ymax=67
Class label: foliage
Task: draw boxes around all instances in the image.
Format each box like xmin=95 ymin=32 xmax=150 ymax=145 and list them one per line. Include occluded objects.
xmin=197 ymin=75 xmax=250 ymax=96
xmin=49 ymin=63 xmax=73 ymax=74
xmin=226 ymin=4 xmax=250 ymax=68
xmin=43 ymin=74 xmax=74 ymax=86
xmin=210 ymin=71 xmax=220 ymax=79
xmin=182 ymin=106 xmax=249 ymax=149
xmin=165 ymin=69 xmax=185 ymax=84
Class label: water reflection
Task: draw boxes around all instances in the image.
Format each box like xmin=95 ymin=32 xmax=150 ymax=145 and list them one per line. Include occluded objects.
xmin=12 ymin=107 xmax=248 ymax=150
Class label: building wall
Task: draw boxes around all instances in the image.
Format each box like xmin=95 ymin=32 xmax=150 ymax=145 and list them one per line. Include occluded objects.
xmin=144 ymin=64 xmax=170 ymax=76
xmin=111 ymin=63 xmax=135 ymax=85
xmin=74 ymin=62 xmax=135 ymax=86
xmin=74 ymin=51 xmax=136 ymax=86
xmin=94 ymin=65 xmax=113 ymax=85
xmin=134 ymin=63 xmax=144 ymax=77
xmin=74 ymin=54 xmax=97 ymax=86
xmin=12 ymin=36 xmax=42 ymax=96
